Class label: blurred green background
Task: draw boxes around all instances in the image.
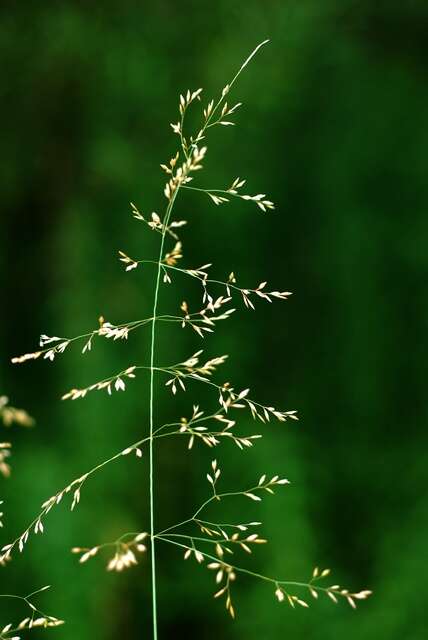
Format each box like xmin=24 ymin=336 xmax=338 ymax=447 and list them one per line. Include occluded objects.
xmin=1 ymin=1 xmax=427 ymax=638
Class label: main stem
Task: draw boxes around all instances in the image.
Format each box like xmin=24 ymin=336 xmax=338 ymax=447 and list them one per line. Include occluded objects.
xmin=147 ymin=42 xmax=269 ymax=637
xmin=148 ymin=189 xmax=179 ymax=640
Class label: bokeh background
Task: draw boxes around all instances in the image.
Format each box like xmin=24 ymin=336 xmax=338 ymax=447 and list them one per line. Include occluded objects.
xmin=1 ymin=1 xmax=427 ymax=638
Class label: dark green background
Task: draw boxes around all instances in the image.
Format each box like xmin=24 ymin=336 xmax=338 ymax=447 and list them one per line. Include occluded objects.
xmin=1 ymin=1 xmax=427 ymax=638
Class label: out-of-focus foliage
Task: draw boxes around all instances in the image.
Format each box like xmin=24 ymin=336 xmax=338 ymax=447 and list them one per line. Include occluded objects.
xmin=1 ymin=1 xmax=427 ymax=638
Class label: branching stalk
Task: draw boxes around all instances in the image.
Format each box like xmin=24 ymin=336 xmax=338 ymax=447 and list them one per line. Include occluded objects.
xmin=5 ymin=38 xmax=372 ymax=638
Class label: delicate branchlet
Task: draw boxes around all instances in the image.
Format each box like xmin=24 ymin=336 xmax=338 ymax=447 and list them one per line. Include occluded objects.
xmin=162 ymin=351 xmax=298 ymax=427
xmin=272 ymin=566 xmax=373 ymax=611
xmin=12 ymin=319 xmax=138 ymax=363
xmin=172 ymin=262 xmax=292 ymax=310
xmin=6 ymin=39 xmax=371 ymax=634
xmin=72 ymin=532 xmax=148 ymax=572
xmin=0 ymin=471 xmax=86 ymax=565
xmin=164 ymin=350 xmax=228 ymax=394
xmin=183 ymin=177 xmax=275 ymax=212
xmin=152 ymin=461 xmax=370 ymax=619
xmin=132 ymin=260 xmax=291 ymax=309
xmin=61 ymin=366 xmax=137 ymax=400
xmin=0 ymin=586 xmax=64 ymax=640
xmin=179 ymin=299 xmax=236 ymax=338
xmin=178 ymin=403 xmax=262 ymax=451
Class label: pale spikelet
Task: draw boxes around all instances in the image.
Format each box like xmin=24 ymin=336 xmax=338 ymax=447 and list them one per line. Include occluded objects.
xmin=275 ymin=586 xmax=285 ymax=602
xmin=98 ymin=321 xmax=130 ymax=340
xmin=164 ymin=241 xmax=183 ymax=266
xmin=201 ymin=183 xmax=274 ymax=212
xmin=0 ymin=396 xmax=34 ymax=428
xmin=0 ymin=443 xmax=12 ymax=479
xmin=131 ymin=202 xmax=187 ymax=241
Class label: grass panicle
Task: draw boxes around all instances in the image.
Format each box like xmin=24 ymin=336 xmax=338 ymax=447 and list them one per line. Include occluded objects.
xmin=2 ymin=41 xmax=371 ymax=638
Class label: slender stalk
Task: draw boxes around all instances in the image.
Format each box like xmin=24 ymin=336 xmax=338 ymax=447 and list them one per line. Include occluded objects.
xmin=155 ymin=536 xmax=325 ymax=592
xmin=156 ymin=484 xmax=267 ymax=537
xmin=148 ymin=188 xmax=180 ymax=640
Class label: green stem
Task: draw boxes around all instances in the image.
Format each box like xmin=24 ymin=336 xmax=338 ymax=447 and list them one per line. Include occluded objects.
xmin=148 ymin=188 xmax=180 ymax=640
